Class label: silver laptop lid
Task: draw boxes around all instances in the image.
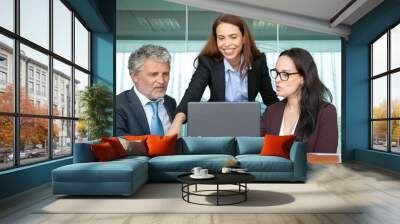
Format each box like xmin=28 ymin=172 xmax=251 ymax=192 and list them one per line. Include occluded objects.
xmin=187 ymin=102 xmax=261 ymax=137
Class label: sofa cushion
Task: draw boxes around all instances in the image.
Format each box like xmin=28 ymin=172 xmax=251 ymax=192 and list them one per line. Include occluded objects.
xmin=236 ymin=155 xmax=293 ymax=172
xmin=52 ymin=159 xmax=146 ymax=183
xmin=91 ymin=142 xmax=118 ymax=161
xmin=118 ymin=137 xmax=147 ymax=156
xmin=147 ymin=135 xmax=177 ymax=157
xmin=101 ymin=137 xmax=127 ymax=158
xmin=124 ymin=135 xmax=149 ymax=141
xmin=148 ymin=154 xmax=235 ymax=172
xmin=260 ymin=135 xmax=296 ymax=159
xmin=74 ymin=140 xmax=100 ymax=163
xmin=116 ymin=155 xmax=150 ymax=163
xmin=52 ymin=157 xmax=149 ymax=195
xmin=236 ymin=137 xmax=263 ymax=155
xmin=179 ymin=137 xmax=235 ymax=155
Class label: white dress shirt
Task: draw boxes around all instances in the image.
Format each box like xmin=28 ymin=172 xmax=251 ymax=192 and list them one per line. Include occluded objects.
xmin=133 ymin=88 xmax=171 ymax=134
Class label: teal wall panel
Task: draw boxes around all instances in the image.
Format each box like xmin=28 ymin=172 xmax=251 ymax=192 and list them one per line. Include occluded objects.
xmin=92 ymin=32 xmax=114 ymax=87
xmin=66 ymin=0 xmax=110 ymax=32
xmin=355 ymin=149 xmax=400 ymax=172
xmin=344 ymin=0 xmax=400 ymax=171
xmin=0 ymin=158 xmax=72 ymax=199
xmin=343 ymin=44 xmax=369 ymax=159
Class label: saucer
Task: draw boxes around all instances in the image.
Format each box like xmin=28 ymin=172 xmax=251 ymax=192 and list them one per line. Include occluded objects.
xmin=190 ymin=174 xmax=215 ymax=179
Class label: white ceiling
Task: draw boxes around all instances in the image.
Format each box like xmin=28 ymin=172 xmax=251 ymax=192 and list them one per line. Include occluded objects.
xmin=227 ymin=0 xmax=352 ymax=22
xmin=167 ymin=0 xmax=384 ymax=38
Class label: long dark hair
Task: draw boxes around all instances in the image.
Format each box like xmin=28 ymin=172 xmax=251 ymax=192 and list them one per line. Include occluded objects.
xmin=279 ymin=48 xmax=332 ymax=140
xmin=196 ymin=14 xmax=261 ymax=78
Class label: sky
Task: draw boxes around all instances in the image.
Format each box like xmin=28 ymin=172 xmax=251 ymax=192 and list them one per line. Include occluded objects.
xmin=0 ymin=0 xmax=89 ymax=71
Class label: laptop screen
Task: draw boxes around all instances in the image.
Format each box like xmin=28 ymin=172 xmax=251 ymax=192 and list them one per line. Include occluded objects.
xmin=187 ymin=102 xmax=261 ymax=137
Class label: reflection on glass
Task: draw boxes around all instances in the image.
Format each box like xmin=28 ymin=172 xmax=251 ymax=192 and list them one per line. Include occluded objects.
xmin=0 ymin=0 xmax=14 ymax=31
xmin=53 ymin=59 xmax=72 ymax=117
xmin=0 ymin=34 xmax=14 ymax=112
xmin=20 ymin=117 xmax=49 ymax=165
xmin=0 ymin=116 xmax=13 ymax=170
xmin=53 ymin=0 xmax=72 ymax=60
xmin=53 ymin=119 xmax=72 ymax=157
xmin=188 ymin=8 xmax=217 ymax=41
xmin=20 ymin=0 xmax=49 ymax=49
xmin=372 ymin=33 xmax=387 ymax=76
xmin=372 ymin=121 xmax=387 ymax=151
xmin=391 ymin=24 xmax=400 ymax=70
xmin=372 ymin=77 xmax=387 ymax=119
xmin=185 ymin=7 xmax=220 ymax=101
xmin=392 ymin=120 xmax=400 ymax=153
xmin=75 ymin=18 xmax=89 ymax=70
xmin=75 ymin=120 xmax=88 ymax=143
xmin=115 ymin=1 xmax=342 ymax=147
xmin=391 ymin=72 xmax=400 ymax=118
xmin=20 ymin=44 xmax=49 ymax=115
xmin=74 ymin=69 xmax=89 ymax=118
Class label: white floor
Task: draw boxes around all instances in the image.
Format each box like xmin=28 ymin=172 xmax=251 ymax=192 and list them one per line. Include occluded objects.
xmin=1 ymin=162 xmax=400 ymax=224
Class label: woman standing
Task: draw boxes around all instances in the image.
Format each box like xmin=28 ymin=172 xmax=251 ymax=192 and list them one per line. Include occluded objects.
xmin=167 ymin=14 xmax=279 ymax=136
xmin=262 ymin=48 xmax=338 ymax=153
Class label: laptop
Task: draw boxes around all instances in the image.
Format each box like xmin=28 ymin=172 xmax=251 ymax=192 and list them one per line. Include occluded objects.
xmin=187 ymin=102 xmax=261 ymax=137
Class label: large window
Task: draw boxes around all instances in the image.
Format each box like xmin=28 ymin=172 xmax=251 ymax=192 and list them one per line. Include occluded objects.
xmin=370 ymin=23 xmax=400 ymax=153
xmin=0 ymin=0 xmax=91 ymax=170
xmin=0 ymin=0 xmax=14 ymax=32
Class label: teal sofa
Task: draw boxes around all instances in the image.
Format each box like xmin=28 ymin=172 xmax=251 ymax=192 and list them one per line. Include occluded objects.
xmin=52 ymin=137 xmax=307 ymax=196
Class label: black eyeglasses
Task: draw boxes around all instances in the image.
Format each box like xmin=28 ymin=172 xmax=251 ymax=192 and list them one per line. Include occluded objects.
xmin=270 ymin=68 xmax=299 ymax=81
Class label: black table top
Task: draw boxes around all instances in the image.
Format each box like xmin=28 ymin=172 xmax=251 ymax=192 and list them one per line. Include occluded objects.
xmin=177 ymin=172 xmax=255 ymax=185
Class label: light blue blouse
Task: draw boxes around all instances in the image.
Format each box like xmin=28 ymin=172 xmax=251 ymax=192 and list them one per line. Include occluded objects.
xmin=224 ymin=56 xmax=248 ymax=102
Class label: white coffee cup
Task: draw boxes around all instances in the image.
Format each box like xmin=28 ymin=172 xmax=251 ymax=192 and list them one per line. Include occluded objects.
xmin=221 ymin=167 xmax=232 ymax=174
xmin=191 ymin=167 xmax=202 ymax=176
xmin=199 ymin=169 xmax=208 ymax=176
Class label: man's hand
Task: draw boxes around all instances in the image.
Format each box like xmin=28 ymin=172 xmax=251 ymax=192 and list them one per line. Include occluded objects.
xmin=166 ymin=112 xmax=186 ymax=138
xmin=166 ymin=124 xmax=181 ymax=137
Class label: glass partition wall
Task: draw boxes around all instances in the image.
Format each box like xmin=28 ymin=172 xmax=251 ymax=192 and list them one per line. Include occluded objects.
xmin=116 ymin=0 xmax=342 ymax=153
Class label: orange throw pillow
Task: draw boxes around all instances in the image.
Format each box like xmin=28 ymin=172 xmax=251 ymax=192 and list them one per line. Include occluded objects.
xmin=91 ymin=142 xmax=117 ymax=161
xmin=124 ymin=135 xmax=149 ymax=141
xmin=101 ymin=137 xmax=126 ymax=158
xmin=146 ymin=135 xmax=177 ymax=157
xmin=260 ymin=135 xmax=296 ymax=159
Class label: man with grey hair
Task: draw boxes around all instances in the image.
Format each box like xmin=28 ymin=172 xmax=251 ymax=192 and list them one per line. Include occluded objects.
xmin=116 ymin=45 xmax=176 ymax=136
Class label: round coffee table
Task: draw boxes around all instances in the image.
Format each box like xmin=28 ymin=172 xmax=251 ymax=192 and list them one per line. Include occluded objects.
xmin=177 ymin=172 xmax=255 ymax=206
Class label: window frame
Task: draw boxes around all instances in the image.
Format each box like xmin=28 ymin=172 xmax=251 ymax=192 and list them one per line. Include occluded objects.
xmin=0 ymin=0 xmax=92 ymax=171
xmin=0 ymin=71 xmax=7 ymax=85
xmin=370 ymin=19 xmax=400 ymax=154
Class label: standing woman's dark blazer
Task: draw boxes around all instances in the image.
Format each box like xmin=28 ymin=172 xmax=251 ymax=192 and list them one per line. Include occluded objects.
xmin=176 ymin=53 xmax=279 ymax=115
xmin=261 ymin=100 xmax=338 ymax=153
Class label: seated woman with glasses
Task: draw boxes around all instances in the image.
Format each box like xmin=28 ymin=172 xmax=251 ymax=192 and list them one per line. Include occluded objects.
xmin=261 ymin=48 xmax=338 ymax=153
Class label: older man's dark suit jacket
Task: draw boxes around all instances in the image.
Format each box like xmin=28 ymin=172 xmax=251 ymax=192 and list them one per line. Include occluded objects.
xmin=116 ymin=88 xmax=176 ymax=136
xmin=261 ymin=100 xmax=338 ymax=153
xmin=176 ymin=53 xmax=279 ymax=115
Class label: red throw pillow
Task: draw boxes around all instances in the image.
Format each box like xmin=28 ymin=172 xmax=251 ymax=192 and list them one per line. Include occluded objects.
xmin=260 ymin=135 xmax=296 ymax=159
xmin=124 ymin=135 xmax=149 ymax=141
xmin=146 ymin=135 xmax=177 ymax=157
xmin=101 ymin=137 xmax=126 ymax=158
xmin=91 ymin=142 xmax=117 ymax=161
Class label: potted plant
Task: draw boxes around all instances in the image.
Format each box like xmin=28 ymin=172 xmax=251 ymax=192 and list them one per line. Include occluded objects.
xmin=79 ymin=84 xmax=113 ymax=140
